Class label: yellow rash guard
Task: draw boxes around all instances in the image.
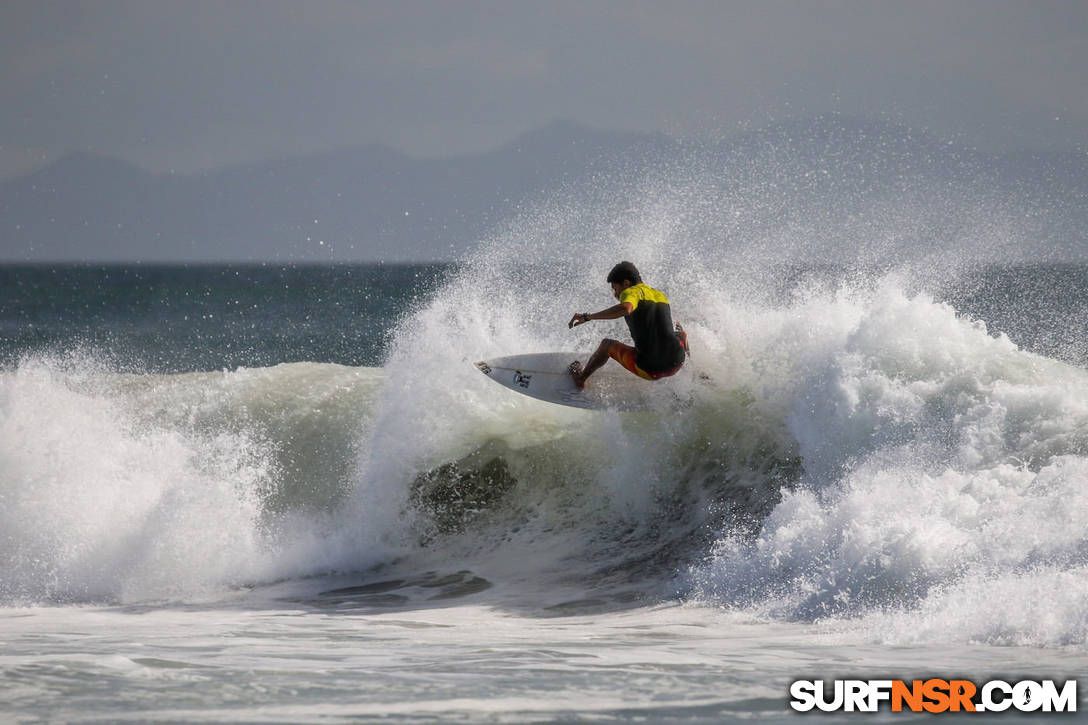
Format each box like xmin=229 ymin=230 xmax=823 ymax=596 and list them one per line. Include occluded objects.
xmin=618 ymin=283 xmax=686 ymax=374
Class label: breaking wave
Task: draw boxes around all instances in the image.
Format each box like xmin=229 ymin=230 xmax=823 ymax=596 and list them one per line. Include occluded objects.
xmin=3 ymin=125 xmax=1086 ymax=650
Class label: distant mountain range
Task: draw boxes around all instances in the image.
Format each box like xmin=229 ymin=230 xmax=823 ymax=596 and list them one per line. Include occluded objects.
xmin=2 ymin=116 xmax=1085 ymax=262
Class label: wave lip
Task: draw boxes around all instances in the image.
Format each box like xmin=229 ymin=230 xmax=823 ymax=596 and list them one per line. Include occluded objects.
xmin=0 ymin=357 xmax=387 ymax=604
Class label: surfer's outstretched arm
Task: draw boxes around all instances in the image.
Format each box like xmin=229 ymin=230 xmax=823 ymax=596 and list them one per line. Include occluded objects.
xmin=568 ymin=301 xmax=635 ymax=388
xmin=568 ymin=301 xmax=633 ymax=329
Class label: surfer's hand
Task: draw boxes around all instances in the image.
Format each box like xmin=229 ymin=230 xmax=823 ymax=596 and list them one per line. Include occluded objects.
xmin=569 ymin=312 xmax=589 ymax=329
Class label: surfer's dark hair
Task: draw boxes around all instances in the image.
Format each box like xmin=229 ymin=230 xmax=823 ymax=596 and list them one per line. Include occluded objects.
xmin=607 ymin=261 xmax=641 ymax=286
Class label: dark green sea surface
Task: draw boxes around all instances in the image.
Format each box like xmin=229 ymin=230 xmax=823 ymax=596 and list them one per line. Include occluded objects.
xmin=0 ymin=263 xmax=1084 ymax=372
xmin=0 ymin=264 xmax=458 ymax=372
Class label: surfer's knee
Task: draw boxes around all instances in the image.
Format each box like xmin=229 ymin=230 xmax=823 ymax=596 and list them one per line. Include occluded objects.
xmin=597 ymin=338 xmax=619 ymax=353
xmin=605 ymin=339 xmax=632 ymax=358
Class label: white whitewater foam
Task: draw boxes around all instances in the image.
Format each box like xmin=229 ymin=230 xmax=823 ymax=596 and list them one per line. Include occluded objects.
xmin=0 ymin=356 xmax=390 ymax=603
xmin=686 ymin=280 xmax=1088 ymax=646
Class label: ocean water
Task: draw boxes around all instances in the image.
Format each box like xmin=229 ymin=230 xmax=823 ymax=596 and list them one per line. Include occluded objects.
xmin=2 ymin=257 xmax=1086 ymax=723
xmin=3 ymin=169 xmax=1088 ymax=721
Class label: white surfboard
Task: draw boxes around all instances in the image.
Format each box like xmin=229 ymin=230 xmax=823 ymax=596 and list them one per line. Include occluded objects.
xmin=474 ymin=352 xmax=659 ymax=411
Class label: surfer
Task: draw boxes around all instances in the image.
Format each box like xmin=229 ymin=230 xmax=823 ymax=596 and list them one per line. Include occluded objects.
xmin=568 ymin=261 xmax=688 ymax=389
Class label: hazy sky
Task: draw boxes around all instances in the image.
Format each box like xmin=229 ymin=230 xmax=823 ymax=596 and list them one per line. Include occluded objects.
xmin=3 ymin=0 xmax=1086 ymax=178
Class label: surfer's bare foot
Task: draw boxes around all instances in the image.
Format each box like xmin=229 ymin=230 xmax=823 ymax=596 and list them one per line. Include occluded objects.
xmin=569 ymin=360 xmax=585 ymax=389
